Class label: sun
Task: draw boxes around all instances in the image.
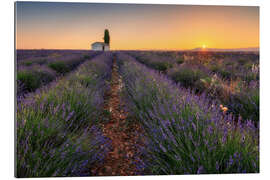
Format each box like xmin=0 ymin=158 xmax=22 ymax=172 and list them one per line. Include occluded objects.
xmin=202 ymin=44 xmax=206 ymax=49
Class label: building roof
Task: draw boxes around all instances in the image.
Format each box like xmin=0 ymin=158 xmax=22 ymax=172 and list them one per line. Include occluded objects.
xmin=91 ymin=42 xmax=109 ymax=46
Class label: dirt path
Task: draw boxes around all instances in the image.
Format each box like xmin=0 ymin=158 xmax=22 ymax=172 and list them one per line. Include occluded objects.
xmin=92 ymin=58 xmax=145 ymax=176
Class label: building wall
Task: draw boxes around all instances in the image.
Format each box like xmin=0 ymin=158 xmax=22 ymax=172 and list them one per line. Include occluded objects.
xmin=104 ymin=45 xmax=110 ymax=51
xmin=92 ymin=44 xmax=103 ymax=51
xmin=91 ymin=43 xmax=110 ymax=51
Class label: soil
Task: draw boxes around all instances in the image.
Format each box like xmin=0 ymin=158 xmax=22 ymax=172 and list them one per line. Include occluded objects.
xmin=91 ymin=58 xmax=145 ymax=176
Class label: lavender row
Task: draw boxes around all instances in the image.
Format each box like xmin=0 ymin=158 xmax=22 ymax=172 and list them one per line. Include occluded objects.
xmin=116 ymin=52 xmax=259 ymax=174
xmin=127 ymin=51 xmax=259 ymax=123
xmin=127 ymin=50 xmax=259 ymax=82
xmin=16 ymin=49 xmax=93 ymax=62
xmin=17 ymin=51 xmax=101 ymax=98
xmin=16 ymin=52 xmax=113 ymax=177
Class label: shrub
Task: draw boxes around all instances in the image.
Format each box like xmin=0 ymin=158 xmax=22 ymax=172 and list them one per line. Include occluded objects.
xmin=24 ymin=61 xmax=33 ymax=66
xmin=238 ymin=59 xmax=247 ymax=66
xmin=225 ymin=61 xmax=235 ymax=67
xmin=227 ymin=84 xmax=259 ymax=123
xmin=219 ymin=69 xmax=233 ymax=79
xmin=168 ymin=67 xmax=208 ymax=89
xmin=151 ymin=61 xmax=169 ymax=72
xmin=176 ymin=58 xmax=184 ymax=64
xmin=244 ymin=63 xmax=253 ymax=70
xmin=242 ymin=64 xmax=259 ymax=83
xmin=194 ymin=76 xmax=212 ymax=93
xmin=17 ymin=67 xmax=56 ymax=93
xmin=210 ymin=65 xmax=220 ymax=73
xmin=36 ymin=59 xmax=48 ymax=65
xmin=48 ymin=61 xmax=69 ymax=74
xmin=17 ymin=71 xmax=42 ymax=92
xmin=211 ymin=66 xmax=236 ymax=80
xmin=243 ymin=73 xmax=259 ymax=84
xmin=83 ymin=55 xmax=90 ymax=59
xmin=132 ymin=54 xmax=173 ymax=73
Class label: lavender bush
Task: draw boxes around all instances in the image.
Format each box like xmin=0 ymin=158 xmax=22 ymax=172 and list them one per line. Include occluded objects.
xmin=116 ymin=52 xmax=259 ymax=174
xmin=127 ymin=51 xmax=259 ymax=123
xmin=16 ymin=52 xmax=113 ymax=177
xmin=17 ymin=50 xmax=101 ymax=97
xmin=17 ymin=65 xmax=57 ymax=93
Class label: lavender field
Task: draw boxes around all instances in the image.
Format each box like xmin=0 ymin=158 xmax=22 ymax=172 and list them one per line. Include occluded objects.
xmin=16 ymin=50 xmax=259 ymax=177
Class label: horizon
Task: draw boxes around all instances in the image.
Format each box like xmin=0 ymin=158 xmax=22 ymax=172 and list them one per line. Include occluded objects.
xmin=16 ymin=47 xmax=259 ymax=51
xmin=15 ymin=48 xmax=259 ymax=51
xmin=16 ymin=2 xmax=259 ymax=50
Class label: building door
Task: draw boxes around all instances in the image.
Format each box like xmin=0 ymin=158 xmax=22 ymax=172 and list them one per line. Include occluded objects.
xmin=102 ymin=45 xmax=104 ymax=51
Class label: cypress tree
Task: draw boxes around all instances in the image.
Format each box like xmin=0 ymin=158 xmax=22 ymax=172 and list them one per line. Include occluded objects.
xmin=103 ymin=29 xmax=110 ymax=45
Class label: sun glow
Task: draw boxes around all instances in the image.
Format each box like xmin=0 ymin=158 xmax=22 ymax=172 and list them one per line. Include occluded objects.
xmin=202 ymin=44 xmax=206 ymax=49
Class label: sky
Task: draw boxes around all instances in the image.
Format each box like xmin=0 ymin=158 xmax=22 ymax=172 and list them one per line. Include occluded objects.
xmin=16 ymin=2 xmax=259 ymax=50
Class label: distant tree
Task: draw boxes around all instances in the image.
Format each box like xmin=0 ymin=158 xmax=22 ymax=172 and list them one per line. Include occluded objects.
xmin=103 ymin=29 xmax=110 ymax=45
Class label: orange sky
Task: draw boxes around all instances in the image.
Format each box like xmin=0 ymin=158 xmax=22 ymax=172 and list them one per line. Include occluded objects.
xmin=16 ymin=2 xmax=259 ymax=50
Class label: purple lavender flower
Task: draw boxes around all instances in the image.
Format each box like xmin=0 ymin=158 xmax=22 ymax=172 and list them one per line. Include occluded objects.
xmin=197 ymin=166 xmax=204 ymax=174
